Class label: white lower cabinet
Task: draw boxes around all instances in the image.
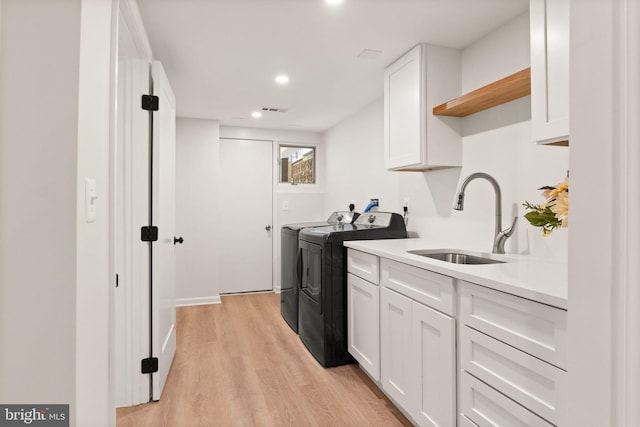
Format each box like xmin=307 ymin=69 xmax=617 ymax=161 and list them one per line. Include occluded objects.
xmin=380 ymin=287 xmax=413 ymax=408
xmin=459 ymin=283 xmax=567 ymax=369
xmin=459 ymin=281 xmax=568 ymax=426
xmin=347 ymin=251 xmax=568 ymax=427
xmin=347 ymin=273 xmax=380 ymax=380
xmin=461 ymin=327 xmax=566 ymax=425
xmin=411 ymin=300 xmax=455 ymax=426
xmin=380 ymin=286 xmax=455 ymax=427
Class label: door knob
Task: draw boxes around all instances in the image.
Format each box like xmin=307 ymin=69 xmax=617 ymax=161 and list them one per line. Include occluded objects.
xmin=265 ymin=225 xmax=272 ymax=231
xmin=174 ymin=237 xmax=184 ymax=245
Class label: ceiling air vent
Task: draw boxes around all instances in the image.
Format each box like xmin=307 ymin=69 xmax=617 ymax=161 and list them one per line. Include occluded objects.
xmin=357 ymin=49 xmax=382 ymax=60
xmin=261 ymin=106 xmax=289 ymax=113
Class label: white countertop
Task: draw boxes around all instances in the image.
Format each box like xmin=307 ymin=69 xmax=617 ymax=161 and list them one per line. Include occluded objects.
xmin=344 ymin=238 xmax=568 ymax=310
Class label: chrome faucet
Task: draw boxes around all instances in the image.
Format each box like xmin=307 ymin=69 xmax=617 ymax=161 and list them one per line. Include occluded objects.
xmin=453 ymin=172 xmax=517 ymax=254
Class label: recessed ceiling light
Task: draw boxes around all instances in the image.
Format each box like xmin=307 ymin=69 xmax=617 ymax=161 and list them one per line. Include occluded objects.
xmin=275 ymin=74 xmax=290 ymax=85
xmin=325 ymin=0 xmax=344 ymax=6
xmin=251 ymin=111 xmax=262 ymax=119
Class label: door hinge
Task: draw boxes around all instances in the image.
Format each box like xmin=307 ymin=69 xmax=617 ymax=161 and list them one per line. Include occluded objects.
xmin=141 ymin=94 xmax=159 ymax=111
xmin=141 ymin=357 xmax=158 ymax=374
xmin=141 ymin=226 xmax=158 ymax=242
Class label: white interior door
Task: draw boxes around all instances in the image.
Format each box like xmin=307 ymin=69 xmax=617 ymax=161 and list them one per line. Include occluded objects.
xmin=219 ymin=138 xmax=273 ymax=294
xmin=151 ymin=61 xmax=177 ymax=400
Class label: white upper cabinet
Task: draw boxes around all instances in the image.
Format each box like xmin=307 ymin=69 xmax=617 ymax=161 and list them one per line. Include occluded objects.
xmin=530 ymin=0 xmax=570 ymax=144
xmin=384 ymin=44 xmax=461 ymax=171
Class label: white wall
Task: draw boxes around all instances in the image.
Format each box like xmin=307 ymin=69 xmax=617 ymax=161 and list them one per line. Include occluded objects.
xmin=0 ymin=0 xmax=113 ymax=425
xmin=176 ymin=118 xmax=221 ymax=306
xmin=323 ymin=12 xmax=569 ymax=261
xmin=324 ymin=100 xmax=402 ymax=215
xmin=0 ymin=0 xmax=79 ymax=407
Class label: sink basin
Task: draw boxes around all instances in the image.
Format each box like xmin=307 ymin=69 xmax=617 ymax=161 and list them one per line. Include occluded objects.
xmin=407 ymin=250 xmax=506 ymax=265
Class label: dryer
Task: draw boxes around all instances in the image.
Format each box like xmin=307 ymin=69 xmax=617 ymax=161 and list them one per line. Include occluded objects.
xmin=297 ymin=212 xmax=407 ymax=367
xmin=280 ymin=211 xmax=358 ymax=333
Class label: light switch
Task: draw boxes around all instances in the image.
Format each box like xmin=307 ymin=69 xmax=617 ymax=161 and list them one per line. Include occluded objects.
xmin=282 ymin=201 xmax=289 ymax=211
xmin=85 ymin=178 xmax=97 ymax=223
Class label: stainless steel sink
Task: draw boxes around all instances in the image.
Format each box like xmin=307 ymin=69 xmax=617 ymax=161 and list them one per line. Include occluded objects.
xmin=407 ymin=250 xmax=506 ymax=265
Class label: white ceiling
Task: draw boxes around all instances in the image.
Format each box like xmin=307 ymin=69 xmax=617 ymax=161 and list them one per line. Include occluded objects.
xmin=137 ymin=0 xmax=529 ymax=132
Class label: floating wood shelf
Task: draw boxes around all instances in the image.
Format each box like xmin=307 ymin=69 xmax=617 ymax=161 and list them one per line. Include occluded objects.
xmin=433 ymin=68 xmax=531 ymax=117
xmin=545 ymin=140 xmax=569 ymax=147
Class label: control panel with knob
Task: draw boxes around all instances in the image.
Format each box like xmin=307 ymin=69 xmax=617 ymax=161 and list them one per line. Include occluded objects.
xmin=353 ymin=212 xmax=394 ymax=227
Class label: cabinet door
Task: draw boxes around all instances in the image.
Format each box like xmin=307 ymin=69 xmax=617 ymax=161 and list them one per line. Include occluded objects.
xmin=383 ymin=44 xmax=461 ymax=170
xmin=411 ymin=302 xmax=455 ymax=427
xmin=380 ymin=287 xmax=413 ymax=410
xmin=348 ymin=274 xmax=380 ymax=380
xmin=530 ymin=0 xmax=570 ymax=143
xmin=384 ymin=44 xmax=423 ymax=170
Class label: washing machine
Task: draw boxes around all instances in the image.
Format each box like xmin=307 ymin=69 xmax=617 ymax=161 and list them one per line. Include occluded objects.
xmin=297 ymin=212 xmax=407 ymax=367
xmin=280 ymin=211 xmax=358 ymax=333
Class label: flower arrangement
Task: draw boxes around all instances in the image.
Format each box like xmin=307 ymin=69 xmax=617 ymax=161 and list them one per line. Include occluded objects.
xmin=523 ymin=177 xmax=568 ymax=236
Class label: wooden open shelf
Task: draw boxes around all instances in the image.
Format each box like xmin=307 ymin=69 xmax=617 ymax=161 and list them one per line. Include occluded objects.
xmin=433 ymin=68 xmax=531 ymax=117
xmin=545 ymin=140 xmax=569 ymax=147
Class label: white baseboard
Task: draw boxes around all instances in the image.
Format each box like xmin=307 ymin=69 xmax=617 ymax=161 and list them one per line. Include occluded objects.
xmin=176 ymin=295 xmax=221 ymax=307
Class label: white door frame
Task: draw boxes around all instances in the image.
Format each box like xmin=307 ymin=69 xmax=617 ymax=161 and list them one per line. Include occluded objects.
xmin=568 ymin=0 xmax=640 ymax=425
xmin=112 ymin=0 xmax=154 ymax=408
xmin=114 ymin=57 xmax=152 ymax=407
xmin=609 ymin=0 xmax=640 ymax=424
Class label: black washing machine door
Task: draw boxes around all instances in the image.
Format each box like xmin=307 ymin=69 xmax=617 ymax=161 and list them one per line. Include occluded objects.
xmin=299 ymin=239 xmax=322 ymax=313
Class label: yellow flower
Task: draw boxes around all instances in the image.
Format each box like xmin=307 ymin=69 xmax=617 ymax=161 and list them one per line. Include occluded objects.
xmin=550 ymin=191 xmax=568 ymax=220
xmin=544 ymin=177 xmax=569 ymax=199
xmin=524 ymin=175 xmax=569 ymax=236
xmin=555 ymin=177 xmax=569 ymax=194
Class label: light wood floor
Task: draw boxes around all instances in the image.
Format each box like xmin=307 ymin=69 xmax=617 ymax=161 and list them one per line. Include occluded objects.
xmin=116 ymin=292 xmax=412 ymax=427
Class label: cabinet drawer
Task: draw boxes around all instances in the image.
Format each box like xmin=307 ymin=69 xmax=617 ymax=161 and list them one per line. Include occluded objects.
xmin=347 ymin=249 xmax=379 ymax=284
xmin=459 ymin=281 xmax=567 ymax=369
xmin=461 ymin=372 xmax=554 ymax=427
xmin=459 ymin=415 xmax=479 ymax=427
xmin=380 ymin=258 xmax=454 ymax=315
xmin=461 ymin=326 xmax=567 ymax=426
